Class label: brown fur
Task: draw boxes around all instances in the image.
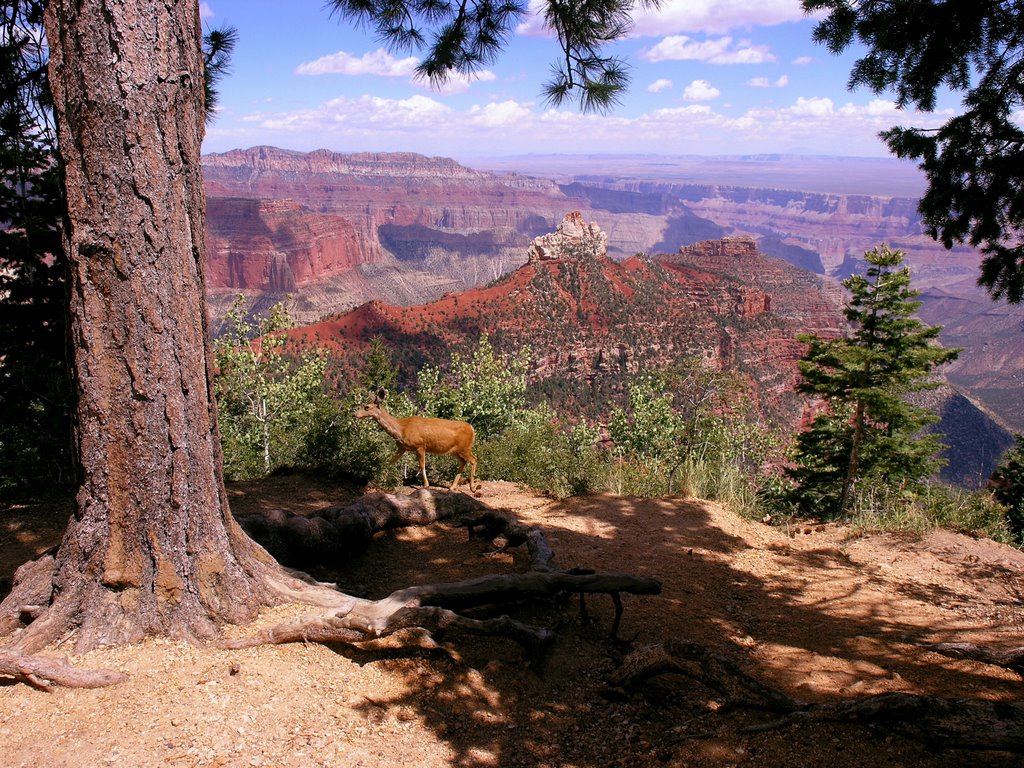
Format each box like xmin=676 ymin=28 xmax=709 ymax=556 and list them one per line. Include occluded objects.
xmin=354 ymin=389 xmax=479 ymax=494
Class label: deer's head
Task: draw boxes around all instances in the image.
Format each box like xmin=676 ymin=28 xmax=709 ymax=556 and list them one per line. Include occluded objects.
xmin=354 ymin=388 xmax=387 ymax=420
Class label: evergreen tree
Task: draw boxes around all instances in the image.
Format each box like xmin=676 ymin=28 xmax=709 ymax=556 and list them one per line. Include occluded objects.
xmin=990 ymin=434 xmax=1024 ymax=541
xmin=803 ymin=0 xmax=1024 ymax=302
xmin=787 ymin=245 xmax=959 ymax=517
xmin=327 ymin=0 xmax=661 ymax=112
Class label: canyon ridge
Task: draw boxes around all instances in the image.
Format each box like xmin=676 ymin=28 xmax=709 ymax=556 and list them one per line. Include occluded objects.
xmin=202 ymin=147 xmax=1023 ymax=477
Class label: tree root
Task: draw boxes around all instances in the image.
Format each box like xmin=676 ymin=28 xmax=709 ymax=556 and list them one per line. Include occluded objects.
xmin=917 ymin=641 xmax=1024 ymax=675
xmin=0 ymin=650 xmax=128 ymax=691
xmin=609 ymin=639 xmax=1024 ymax=753
xmin=223 ymin=489 xmax=661 ymax=656
xmin=2 ymin=489 xmax=660 ymax=687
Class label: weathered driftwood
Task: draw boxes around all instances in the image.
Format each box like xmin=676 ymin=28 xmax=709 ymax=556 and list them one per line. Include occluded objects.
xmin=223 ymin=489 xmax=661 ymax=654
xmin=610 ymin=640 xmax=1024 ymax=753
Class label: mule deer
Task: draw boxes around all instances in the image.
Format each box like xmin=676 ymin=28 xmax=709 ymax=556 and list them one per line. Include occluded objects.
xmin=354 ymin=388 xmax=479 ymax=494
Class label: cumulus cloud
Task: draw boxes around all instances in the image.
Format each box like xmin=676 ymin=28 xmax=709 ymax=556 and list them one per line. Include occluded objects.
xmin=647 ymin=78 xmax=674 ymax=93
xmin=295 ymin=49 xmax=419 ymax=77
xmin=683 ymin=80 xmax=721 ymax=101
xmin=792 ymin=55 xmax=813 ymax=65
xmin=643 ymin=35 xmax=775 ymax=65
xmin=467 ymin=100 xmax=533 ymax=127
xmin=200 ymin=2 xmax=214 ymax=19
xmin=209 ymin=87 xmax=945 ymax=159
xmin=518 ymin=0 xmax=808 ymax=37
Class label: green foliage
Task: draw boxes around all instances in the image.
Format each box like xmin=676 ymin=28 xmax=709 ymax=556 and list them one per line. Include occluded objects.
xmin=784 ymin=245 xmax=960 ymax=518
xmin=213 ymin=299 xmax=331 ymax=480
xmin=202 ymin=26 xmax=239 ymax=122
xmin=328 ymin=0 xmax=660 ymax=112
xmin=0 ymin=2 xmax=71 ymax=498
xmin=476 ymin=405 xmax=605 ymax=497
xmin=846 ymin=481 xmax=1017 ymax=547
xmin=416 ymin=333 xmax=529 ymax=439
xmin=803 ymin=0 xmax=1024 ymax=302
xmin=607 ymin=363 xmax=773 ymax=509
xmin=990 ymin=434 xmax=1024 ymax=541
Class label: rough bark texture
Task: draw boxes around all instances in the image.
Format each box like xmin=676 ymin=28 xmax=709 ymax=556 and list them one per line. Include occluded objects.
xmin=19 ymin=0 xmax=300 ymax=656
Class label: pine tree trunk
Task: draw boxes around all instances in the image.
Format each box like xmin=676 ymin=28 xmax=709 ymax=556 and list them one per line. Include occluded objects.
xmin=22 ymin=0 xmax=284 ymax=653
xmin=840 ymin=399 xmax=864 ymax=516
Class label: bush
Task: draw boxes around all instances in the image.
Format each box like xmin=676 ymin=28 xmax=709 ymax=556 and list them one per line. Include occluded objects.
xmin=476 ymin=406 xmax=606 ymax=498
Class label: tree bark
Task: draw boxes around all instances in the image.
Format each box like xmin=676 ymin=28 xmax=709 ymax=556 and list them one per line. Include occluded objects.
xmin=16 ymin=0 xmax=310 ymax=656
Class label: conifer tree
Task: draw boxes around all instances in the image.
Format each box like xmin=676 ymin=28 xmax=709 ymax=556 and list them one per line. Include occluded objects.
xmin=786 ymin=245 xmax=959 ymax=517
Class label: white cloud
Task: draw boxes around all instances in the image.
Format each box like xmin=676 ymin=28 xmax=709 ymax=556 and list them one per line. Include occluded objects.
xmin=209 ymin=87 xmax=947 ymax=160
xmin=751 ymin=74 xmax=789 ymax=88
xmin=200 ymin=3 xmax=214 ymax=19
xmin=792 ymin=55 xmax=813 ymax=66
xmin=683 ymin=79 xmax=721 ymax=101
xmin=647 ymin=78 xmax=674 ymax=93
xmin=518 ymin=0 xmax=808 ymax=37
xmin=786 ymin=96 xmax=834 ymax=117
xmin=295 ymin=48 xmax=419 ymax=77
xmin=643 ymin=35 xmax=775 ymax=65
xmin=467 ymin=100 xmax=532 ymax=127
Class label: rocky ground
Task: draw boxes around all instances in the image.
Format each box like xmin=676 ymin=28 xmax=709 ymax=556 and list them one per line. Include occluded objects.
xmin=1 ymin=475 xmax=1022 ymax=768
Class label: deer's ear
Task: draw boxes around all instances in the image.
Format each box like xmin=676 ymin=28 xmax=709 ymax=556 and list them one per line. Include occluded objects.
xmin=376 ymin=387 xmax=387 ymax=402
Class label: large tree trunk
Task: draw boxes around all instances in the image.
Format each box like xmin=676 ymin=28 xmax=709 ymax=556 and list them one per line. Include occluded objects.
xmin=15 ymin=0 xmax=295 ymax=654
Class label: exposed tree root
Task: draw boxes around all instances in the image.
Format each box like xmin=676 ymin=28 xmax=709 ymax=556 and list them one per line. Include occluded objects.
xmin=0 ymin=650 xmax=128 ymax=691
xmin=607 ymin=638 xmax=801 ymax=712
xmin=610 ymin=640 xmax=1024 ymax=753
xmin=917 ymin=641 xmax=1024 ymax=675
xmin=223 ymin=489 xmax=661 ymax=656
xmin=3 ymin=489 xmax=660 ymax=687
xmin=0 ymin=554 xmax=56 ymax=638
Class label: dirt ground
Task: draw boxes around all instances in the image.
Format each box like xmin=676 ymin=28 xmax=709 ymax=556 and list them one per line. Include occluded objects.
xmin=1 ymin=475 xmax=1022 ymax=768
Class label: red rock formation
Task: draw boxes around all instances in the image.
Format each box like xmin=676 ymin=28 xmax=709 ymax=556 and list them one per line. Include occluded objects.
xmin=205 ymin=198 xmax=368 ymax=290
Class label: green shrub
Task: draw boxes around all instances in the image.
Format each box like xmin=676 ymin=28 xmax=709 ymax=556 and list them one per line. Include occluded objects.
xmin=476 ymin=406 xmax=606 ymax=498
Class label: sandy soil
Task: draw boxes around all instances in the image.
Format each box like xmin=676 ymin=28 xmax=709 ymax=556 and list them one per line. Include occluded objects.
xmin=2 ymin=475 xmax=1022 ymax=768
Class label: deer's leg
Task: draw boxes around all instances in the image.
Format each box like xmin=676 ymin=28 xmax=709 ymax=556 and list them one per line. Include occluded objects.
xmin=417 ymin=447 xmax=429 ymax=488
xmin=467 ymin=451 xmax=479 ymax=495
xmin=450 ymin=457 xmax=466 ymax=491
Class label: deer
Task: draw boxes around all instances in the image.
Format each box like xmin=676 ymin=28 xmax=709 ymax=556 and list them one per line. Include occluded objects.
xmin=354 ymin=388 xmax=479 ymax=495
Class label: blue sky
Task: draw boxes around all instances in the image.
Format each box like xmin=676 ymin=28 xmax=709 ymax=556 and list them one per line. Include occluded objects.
xmin=200 ymin=1 xmax=955 ymax=161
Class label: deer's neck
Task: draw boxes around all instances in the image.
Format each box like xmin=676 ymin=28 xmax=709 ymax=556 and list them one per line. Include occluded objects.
xmin=373 ymin=409 xmax=406 ymax=442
